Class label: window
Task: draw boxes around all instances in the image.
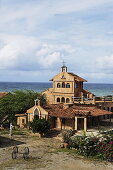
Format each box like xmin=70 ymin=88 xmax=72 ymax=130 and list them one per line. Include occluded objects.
xmin=75 ymin=82 xmax=78 ymax=88
xmin=57 ymin=98 xmax=60 ymax=102
xmin=34 ymin=108 xmax=39 ymax=120
xmin=66 ymin=98 xmax=70 ymax=103
xmin=61 ymin=97 xmax=65 ymax=103
xmin=22 ymin=119 xmax=25 ymax=124
xmin=111 ymin=107 xmax=113 ymax=112
xmin=62 ymin=82 xmax=65 ymax=88
xmin=66 ymin=83 xmax=70 ymax=88
xmin=57 ymin=83 xmax=61 ymax=88
xmin=34 ymin=115 xmax=39 ymax=120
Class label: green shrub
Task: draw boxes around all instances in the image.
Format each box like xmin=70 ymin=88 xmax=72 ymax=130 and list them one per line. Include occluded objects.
xmin=96 ymin=135 xmax=113 ymax=161
xmin=69 ymin=135 xmax=99 ymax=157
xmin=78 ymin=136 xmax=99 ymax=157
xmin=69 ymin=135 xmax=85 ymax=149
xmin=62 ymin=129 xmax=74 ymax=144
xmin=2 ymin=121 xmax=10 ymax=128
xmin=31 ymin=119 xmax=50 ymax=135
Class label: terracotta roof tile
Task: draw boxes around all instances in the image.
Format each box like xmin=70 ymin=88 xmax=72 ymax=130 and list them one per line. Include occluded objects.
xmin=68 ymin=72 xmax=87 ymax=82
xmin=0 ymin=92 xmax=8 ymax=98
xmin=44 ymin=104 xmax=112 ymax=118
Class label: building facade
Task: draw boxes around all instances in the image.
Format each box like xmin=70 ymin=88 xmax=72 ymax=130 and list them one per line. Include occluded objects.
xmin=42 ymin=64 xmax=93 ymax=104
xmin=16 ymin=64 xmax=113 ymax=131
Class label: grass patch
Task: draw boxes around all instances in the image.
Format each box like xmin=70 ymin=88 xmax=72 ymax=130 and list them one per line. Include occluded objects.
xmin=0 ymin=128 xmax=29 ymax=136
xmin=56 ymin=148 xmax=113 ymax=163
xmin=57 ymin=148 xmax=78 ymax=155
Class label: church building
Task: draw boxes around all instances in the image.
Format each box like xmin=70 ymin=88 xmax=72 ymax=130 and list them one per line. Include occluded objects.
xmin=42 ymin=64 xmax=93 ymax=104
xmin=16 ymin=64 xmax=113 ymax=131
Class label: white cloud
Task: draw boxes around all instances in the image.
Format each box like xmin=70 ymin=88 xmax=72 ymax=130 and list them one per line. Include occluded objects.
xmin=38 ymin=51 xmax=61 ymax=68
xmin=96 ymin=54 xmax=113 ymax=72
xmin=0 ymin=34 xmax=75 ymax=70
xmin=0 ymin=0 xmax=113 ymax=82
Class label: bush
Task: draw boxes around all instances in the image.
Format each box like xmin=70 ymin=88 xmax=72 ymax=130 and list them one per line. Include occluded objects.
xmin=69 ymin=135 xmax=85 ymax=149
xmin=69 ymin=135 xmax=99 ymax=157
xmin=31 ymin=119 xmax=50 ymax=135
xmin=96 ymin=135 xmax=113 ymax=161
xmin=2 ymin=121 xmax=10 ymax=128
xmin=62 ymin=129 xmax=74 ymax=144
xmin=78 ymin=136 xmax=99 ymax=157
xmin=62 ymin=129 xmax=113 ymax=161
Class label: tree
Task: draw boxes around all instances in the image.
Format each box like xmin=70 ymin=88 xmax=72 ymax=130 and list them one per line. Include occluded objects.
xmin=31 ymin=119 xmax=50 ymax=135
xmin=0 ymin=90 xmax=47 ymax=123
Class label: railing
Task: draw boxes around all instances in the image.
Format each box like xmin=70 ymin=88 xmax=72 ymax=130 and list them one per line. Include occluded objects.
xmin=73 ymin=96 xmax=113 ymax=105
xmin=73 ymin=97 xmax=81 ymax=102
xmin=95 ymin=96 xmax=113 ymax=102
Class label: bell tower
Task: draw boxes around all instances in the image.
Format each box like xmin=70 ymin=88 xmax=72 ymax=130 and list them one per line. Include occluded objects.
xmin=61 ymin=61 xmax=67 ymax=72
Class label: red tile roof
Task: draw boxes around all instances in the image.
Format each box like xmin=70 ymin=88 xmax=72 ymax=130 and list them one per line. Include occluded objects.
xmin=68 ymin=72 xmax=87 ymax=82
xmin=0 ymin=92 xmax=8 ymax=98
xmin=44 ymin=104 xmax=112 ymax=118
xmin=50 ymin=72 xmax=87 ymax=82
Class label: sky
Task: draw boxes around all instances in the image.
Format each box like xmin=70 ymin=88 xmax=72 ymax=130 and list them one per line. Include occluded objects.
xmin=1 ymin=0 xmax=113 ymax=83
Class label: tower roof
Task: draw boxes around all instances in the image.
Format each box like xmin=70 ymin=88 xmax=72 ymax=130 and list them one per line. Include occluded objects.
xmin=50 ymin=72 xmax=87 ymax=82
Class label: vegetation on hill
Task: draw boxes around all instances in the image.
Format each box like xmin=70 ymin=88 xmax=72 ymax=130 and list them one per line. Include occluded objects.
xmin=0 ymin=90 xmax=46 ymax=124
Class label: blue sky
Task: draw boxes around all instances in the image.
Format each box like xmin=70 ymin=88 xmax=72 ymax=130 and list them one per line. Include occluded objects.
xmin=1 ymin=0 xmax=113 ymax=83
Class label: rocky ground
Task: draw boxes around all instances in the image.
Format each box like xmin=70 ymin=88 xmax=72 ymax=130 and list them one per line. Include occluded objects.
xmin=0 ymin=131 xmax=113 ymax=170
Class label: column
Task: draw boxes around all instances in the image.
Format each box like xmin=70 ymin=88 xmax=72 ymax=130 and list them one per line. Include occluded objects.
xmin=112 ymin=96 xmax=113 ymax=102
xmin=57 ymin=117 xmax=62 ymax=129
xmin=81 ymin=96 xmax=84 ymax=104
xmin=75 ymin=117 xmax=78 ymax=131
xmin=84 ymin=117 xmax=87 ymax=131
xmin=92 ymin=96 xmax=96 ymax=105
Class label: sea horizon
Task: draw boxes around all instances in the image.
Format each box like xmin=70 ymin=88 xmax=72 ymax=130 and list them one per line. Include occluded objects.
xmin=0 ymin=82 xmax=113 ymax=97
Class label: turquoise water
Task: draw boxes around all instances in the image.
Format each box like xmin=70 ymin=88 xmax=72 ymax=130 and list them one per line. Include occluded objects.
xmin=0 ymin=82 xmax=113 ymax=97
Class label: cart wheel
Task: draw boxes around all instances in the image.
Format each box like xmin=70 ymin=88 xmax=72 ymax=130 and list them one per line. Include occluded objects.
xmin=24 ymin=147 xmax=29 ymax=154
xmin=13 ymin=146 xmax=18 ymax=153
xmin=23 ymin=153 xmax=28 ymax=160
xmin=12 ymin=151 xmax=17 ymax=159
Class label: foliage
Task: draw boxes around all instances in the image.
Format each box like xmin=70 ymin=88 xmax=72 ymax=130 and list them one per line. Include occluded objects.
xmin=30 ymin=118 xmax=50 ymax=135
xmin=78 ymin=136 xmax=99 ymax=156
xmin=69 ymin=135 xmax=85 ymax=149
xmin=62 ymin=129 xmax=74 ymax=144
xmin=2 ymin=120 xmax=10 ymax=128
xmin=96 ymin=135 xmax=113 ymax=161
xmin=0 ymin=90 xmax=46 ymax=123
xmin=63 ymin=130 xmax=113 ymax=161
xmin=69 ymin=135 xmax=99 ymax=156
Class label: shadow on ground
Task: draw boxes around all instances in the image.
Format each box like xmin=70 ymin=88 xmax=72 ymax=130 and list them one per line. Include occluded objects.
xmin=0 ymin=135 xmax=25 ymax=148
xmin=45 ymin=129 xmax=61 ymax=138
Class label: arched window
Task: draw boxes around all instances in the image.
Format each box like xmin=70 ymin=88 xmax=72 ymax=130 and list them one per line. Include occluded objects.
xmin=61 ymin=97 xmax=65 ymax=103
xmin=66 ymin=83 xmax=70 ymax=88
xmin=62 ymin=82 xmax=65 ymax=88
xmin=57 ymin=97 xmax=60 ymax=102
xmin=34 ymin=108 xmax=39 ymax=120
xmin=66 ymin=98 xmax=70 ymax=103
xmin=57 ymin=83 xmax=61 ymax=88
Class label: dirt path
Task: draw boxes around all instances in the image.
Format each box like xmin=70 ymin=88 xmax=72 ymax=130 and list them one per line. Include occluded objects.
xmin=0 ymin=134 xmax=113 ymax=170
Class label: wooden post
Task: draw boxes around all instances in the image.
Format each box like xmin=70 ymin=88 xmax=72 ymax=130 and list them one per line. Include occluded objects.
xmin=84 ymin=117 xmax=87 ymax=132
xmin=75 ymin=117 xmax=78 ymax=131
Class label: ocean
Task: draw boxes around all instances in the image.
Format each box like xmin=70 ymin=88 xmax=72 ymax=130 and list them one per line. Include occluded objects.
xmin=0 ymin=82 xmax=113 ymax=97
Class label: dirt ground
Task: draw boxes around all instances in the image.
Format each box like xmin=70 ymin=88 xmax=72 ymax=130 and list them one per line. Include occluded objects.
xmin=0 ymin=132 xmax=113 ymax=170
